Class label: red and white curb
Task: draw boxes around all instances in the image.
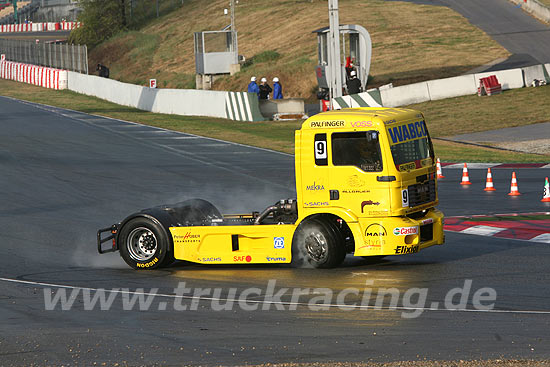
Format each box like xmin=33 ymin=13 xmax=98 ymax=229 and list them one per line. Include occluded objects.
xmin=445 ymin=212 xmax=550 ymax=243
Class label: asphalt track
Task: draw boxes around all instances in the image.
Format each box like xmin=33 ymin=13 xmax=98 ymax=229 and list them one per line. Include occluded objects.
xmin=1 ymin=96 xmax=550 ymax=366
xmin=388 ymin=0 xmax=550 ymax=68
xmin=0 ymin=31 xmax=71 ymax=42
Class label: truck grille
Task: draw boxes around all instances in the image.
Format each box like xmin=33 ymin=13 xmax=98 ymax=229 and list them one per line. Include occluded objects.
xmin=408 ymin=179 xmax=436 ymax=207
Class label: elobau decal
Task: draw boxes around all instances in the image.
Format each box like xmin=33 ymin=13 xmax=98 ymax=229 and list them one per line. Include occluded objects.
xmin=394 ymin=245 xmax=419 ymax=254
xmin=310 ymin=120 xmax=345 ymax=128
xmin=421 ymin=218 xmax=434 ymax=225
xmin=351 ymin=121 xmax=373 ymax=128
xmin=137 ymin=258 xmax=158 ymax=268
xmin=234 ymin=255 xmax=252 ymax=262
xmin=393 ymin=226 xmax=419 ymax=236
xmin=388 ymin=121 xmax=427 ymax=144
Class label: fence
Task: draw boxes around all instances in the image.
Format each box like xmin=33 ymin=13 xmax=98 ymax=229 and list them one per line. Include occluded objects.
xmin=0 ymin=38 xmax=87 ymax=73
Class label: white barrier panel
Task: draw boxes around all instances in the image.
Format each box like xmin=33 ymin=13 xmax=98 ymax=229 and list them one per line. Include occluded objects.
xmin=379 ymin=81 xmax=430 ymax=107
xmin=522 ymin=65 xmax=548 ymax=86
xmin=0 ymin=60 xmax=67 ymax=90
xmin=427 ymin=74 xmax=477 ymax=101
xmin=67 ymin=72 xmax=228 ymax=119
xmin=474 ymin=68 xmax=524 ymax=90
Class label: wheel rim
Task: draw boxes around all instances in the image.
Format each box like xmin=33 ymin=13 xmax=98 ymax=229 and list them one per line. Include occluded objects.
xmin=304 ymin=230 xmax=328 ymax=263
xmin=126 ymin=227 xmax=158 ymax=261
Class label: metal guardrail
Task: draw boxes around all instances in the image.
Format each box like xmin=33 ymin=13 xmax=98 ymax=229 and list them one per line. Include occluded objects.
xmin=0 ymin=38 xmax=87 ymax=73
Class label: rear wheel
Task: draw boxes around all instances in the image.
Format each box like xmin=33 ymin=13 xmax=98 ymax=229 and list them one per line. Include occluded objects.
xmin=119 ymin=217 xmax=170 ymax=269
xmin=292 ymin=217 xmax=346 ymax=268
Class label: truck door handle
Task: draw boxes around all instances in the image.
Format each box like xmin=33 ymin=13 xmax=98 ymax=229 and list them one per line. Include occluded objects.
xmin=330 ymin=190 xmax=339 ymax=200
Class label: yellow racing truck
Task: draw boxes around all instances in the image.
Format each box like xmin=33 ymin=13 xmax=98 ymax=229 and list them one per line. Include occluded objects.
xmin=98 ymin=107 xmax=444 ymax=269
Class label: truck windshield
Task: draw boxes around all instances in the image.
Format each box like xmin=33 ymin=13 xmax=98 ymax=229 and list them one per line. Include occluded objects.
xmin=387 ymin=120 xmax=434 ymax=170
xmin=332 ymin=131 xmax=383 ymax=172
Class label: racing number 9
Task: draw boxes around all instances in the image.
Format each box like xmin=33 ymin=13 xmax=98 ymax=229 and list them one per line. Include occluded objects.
xmin=314 ymin=133 xmax=328 ymax=166
xmin=402 ymin=189 xmax=409 ymax=207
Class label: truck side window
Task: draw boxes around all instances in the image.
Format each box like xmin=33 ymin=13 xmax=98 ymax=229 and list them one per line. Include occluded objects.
xmin=332 ymin=131 xmax=383 ymax=172
xmin=314 ymin=133 xmax=328 ymax=166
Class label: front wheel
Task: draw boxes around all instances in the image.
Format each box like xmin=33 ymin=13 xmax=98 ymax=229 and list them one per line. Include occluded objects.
xmin=292 ymin=217 xmax=346 ymax=268
xmin=119 ymin=217 xmax=170 ymax=269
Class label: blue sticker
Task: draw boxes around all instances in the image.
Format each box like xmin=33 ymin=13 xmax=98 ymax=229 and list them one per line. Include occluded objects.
xmin=274 ymin=237 xmax=285 ymax=249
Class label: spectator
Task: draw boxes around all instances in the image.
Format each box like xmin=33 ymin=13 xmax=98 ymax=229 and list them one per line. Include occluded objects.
xmin=345 ymin=56 xmax=357 ymax=81
xmin=346 ymin=70 xmax=362 ymax=95
xmin=272 ymin=77 xmax=283 ymax=99
xmin=258 ymin=77 xmax=272 ymax=100
xmin=247 ymin=76 xmax=259 ymax=96
xmin=96 ymin=63 xmax=110 ymax=78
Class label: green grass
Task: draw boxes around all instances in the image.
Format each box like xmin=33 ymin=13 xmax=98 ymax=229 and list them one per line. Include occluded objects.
xmin=0 ymin=79 xmax=548 ymax=163
xmin=411 ymin=85 xmax=550 ymax=137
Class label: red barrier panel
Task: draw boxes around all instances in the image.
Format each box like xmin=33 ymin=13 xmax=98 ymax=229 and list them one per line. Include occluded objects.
xmin=478 ymin=75 xmax=502 ymax=96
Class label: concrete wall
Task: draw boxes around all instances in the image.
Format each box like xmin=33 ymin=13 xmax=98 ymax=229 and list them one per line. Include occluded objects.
xmin=474 ymin=68 xmax=524 ymax=90
xmin=509 ymin=0 xmax=550 ymax=23
xmin=68 ymin=72 xmax=228 ymax=119
xmin=522 ymin=64 xmax=548 ymax=86
xmin=379 ymin=81 xmax=431 ymax=107
xmin=427 ymin=74 xmax=477 ymax=101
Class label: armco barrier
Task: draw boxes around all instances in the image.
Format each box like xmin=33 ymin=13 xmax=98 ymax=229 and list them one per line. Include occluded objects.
xmin=379 ymin=81 xmax=430 ymax=107
xmin=0 ymin=60 xmax=67 ymax=89
xmin=427 ymin=74 xmax=477 ymax=101
xmin=474 ymin=68 xmax=524 ymax=90
xmin=67 ymin=72 xmax=264 ymax=121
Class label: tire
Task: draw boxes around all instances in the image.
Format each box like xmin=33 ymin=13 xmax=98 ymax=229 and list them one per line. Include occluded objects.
xmin=292 ymin=217 xmax=346 ymax=268
xmin=119 ymin=217 xmax=170 ymax=270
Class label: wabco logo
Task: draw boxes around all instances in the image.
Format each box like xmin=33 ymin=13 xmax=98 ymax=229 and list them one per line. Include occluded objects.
xmin=351 ymin=121 xmax=373 ymax=128
xmin=306 ymin=182 xmax=325 ymax=191
xmin=266 ymin=256 xmax=287 ymax=262
xmin=393 ymin=226 xmax=419 ymax=236
xmin=388 ymin=121 xmax=427 ymax=144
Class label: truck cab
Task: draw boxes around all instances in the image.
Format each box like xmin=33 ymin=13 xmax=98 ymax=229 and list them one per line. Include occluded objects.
xmin=98 ymin=107 xmax=444 ymax=269
xmin=296 ymin=108 xmax=443 ymax=259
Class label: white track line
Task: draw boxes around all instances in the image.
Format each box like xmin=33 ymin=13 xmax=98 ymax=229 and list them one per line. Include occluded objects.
xmin=2 ymin=277 xmax=550 ymax=315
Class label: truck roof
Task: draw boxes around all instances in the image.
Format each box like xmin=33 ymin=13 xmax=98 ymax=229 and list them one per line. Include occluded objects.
xmin=302 ymin=107 xmax=423 ymax=130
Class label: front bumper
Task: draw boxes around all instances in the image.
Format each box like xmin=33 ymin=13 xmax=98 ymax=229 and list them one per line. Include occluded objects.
xmin=354 ymin=208 xmax=444 ymax=257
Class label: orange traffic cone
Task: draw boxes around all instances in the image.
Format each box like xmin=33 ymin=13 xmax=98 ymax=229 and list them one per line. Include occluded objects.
xmin=460 ymin=163 xmax=471 ymax=185
xmin=542 ymin=177 xmax=550 ymax=202
xmin=508 ymin=172 xmax=521 ymax=196
xmin=436 ymin=158 xmax=445 ymax=179
xmin=484 ymin=168 xmax=496 ymax=191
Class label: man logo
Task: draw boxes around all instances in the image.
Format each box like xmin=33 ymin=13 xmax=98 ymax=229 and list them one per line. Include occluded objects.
xmin=364 ymin=223 xmax=387 ymax=237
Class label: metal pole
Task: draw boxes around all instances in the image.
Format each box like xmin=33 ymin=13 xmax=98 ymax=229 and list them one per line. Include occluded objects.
xmin=230 ymin=0 xmax=238 ymax=64
xmin=327 ymin=0 xmax=342 ymax=106
xmin=13 ymin=0 xmax=18 ymax=24
xmin=156 ymin=0 xmax=159 ymax=17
